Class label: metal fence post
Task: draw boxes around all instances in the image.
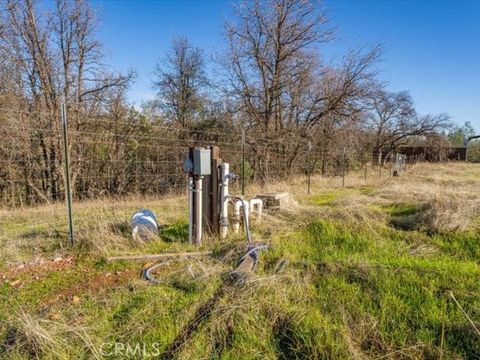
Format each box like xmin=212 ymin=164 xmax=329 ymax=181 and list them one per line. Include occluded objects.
xmin=307 ymin=140 xmax=312 ymax=194
xmin=241 ymin=127 xmax=245 ymax=196
xmin=342 ymin=146 xmax=346 ymax=188
xmin=61 ymin=101 xmax=74 ymax=246
xmin=389 ymin=153 xmax=392 ymax=177
xmin=364 ymin=161 xmax=367 ymax=182
xmin=379 ymin=151 xmax=382 ymax=179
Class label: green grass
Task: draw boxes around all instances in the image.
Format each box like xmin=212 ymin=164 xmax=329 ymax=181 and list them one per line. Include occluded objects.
xmin=307 ymin=186 xmax=374 ymax=206
xmin=1 ymin=164 xmax=480 ymax=358
xmin=384 ymin=202 xmax=423 ymax=217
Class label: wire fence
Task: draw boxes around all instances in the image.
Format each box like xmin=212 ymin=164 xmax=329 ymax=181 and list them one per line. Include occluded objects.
xmin=0 ymin=105 xmax=422 ymax=245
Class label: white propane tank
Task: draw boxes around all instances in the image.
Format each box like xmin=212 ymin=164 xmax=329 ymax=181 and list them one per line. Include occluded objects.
xmin=131 ymin=209 xmax=158 ymax=241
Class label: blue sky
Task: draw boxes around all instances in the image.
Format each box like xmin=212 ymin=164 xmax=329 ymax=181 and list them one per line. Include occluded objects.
xmin=94 ymin=0 xmax=480 ymax=130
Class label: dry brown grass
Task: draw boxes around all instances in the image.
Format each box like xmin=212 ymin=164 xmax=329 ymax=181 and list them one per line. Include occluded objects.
xmin=376 ymin=163 xmax=480 ymax=232
xmin=252 ymin=162 xmax=480 ymax=235
xmin=1 ymin=162 xmax=479 ymax=266
xmin=4 ymin=308 xmax=102 ymax=359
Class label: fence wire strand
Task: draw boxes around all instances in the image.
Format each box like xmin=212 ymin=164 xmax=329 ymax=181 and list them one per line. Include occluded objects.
xmin=0 ymin=107 xmax=420 ymax=243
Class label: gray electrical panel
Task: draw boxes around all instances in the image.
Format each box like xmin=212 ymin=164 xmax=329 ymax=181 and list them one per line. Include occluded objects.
xmin=193 ymin=148 xmax=211 ymax=176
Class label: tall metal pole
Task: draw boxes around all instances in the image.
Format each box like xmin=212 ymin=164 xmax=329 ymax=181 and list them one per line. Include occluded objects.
xmin=194 ymin=176 xmax=202 ymax=245
xmin=307 ymin=141 xmax=312 ymax=194
xmin=220 ymin=163 xmax=229 ymax=239
xmin=241 ymin=128 xmax=245 ymax=195
xmin=188 ymin=177 xmax=194 ymax=245
xmin=61 ymin=102 xmax=74 ymax=246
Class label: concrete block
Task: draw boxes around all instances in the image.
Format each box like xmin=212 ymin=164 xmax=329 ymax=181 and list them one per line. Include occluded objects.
xmin=256 ymin=192 xmax=290 ymax=209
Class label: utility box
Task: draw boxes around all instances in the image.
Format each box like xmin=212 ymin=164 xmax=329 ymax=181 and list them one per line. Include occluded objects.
xmin=193 ymin=148 xmax=211 ymax=176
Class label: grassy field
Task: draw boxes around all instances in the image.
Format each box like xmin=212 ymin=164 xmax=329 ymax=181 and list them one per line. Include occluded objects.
xmin=1 ymin=163 xmax=480 ymax=359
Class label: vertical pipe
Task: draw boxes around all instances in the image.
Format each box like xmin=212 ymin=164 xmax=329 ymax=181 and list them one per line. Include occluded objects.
xmin=238 ymin=198 xmax=251 ymax=245
xmin=194 ymin=176 xmax=202 ymax=245
xmin=307 ymin=141 xmax=312 ymax=194
xmin=61 ymin=102 xmax=74 ymax=246
xmin=220 ymin=163 xmax=229 ymax=239
xmin=233 ymin=200 xmax=241 ymax=234
xmin=241 ymin=128 xmax=246 ymax=196
xmin=188 ymin=177 xmax=193 ymax=244
xmin=249 ymin=198 xmax=263 ymax=219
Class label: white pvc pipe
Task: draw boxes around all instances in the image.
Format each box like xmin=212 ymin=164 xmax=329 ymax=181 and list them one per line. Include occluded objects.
xmin=227 ymin=196 xmax=252 ymax=245
xmin=194 ymin=177 xmax=203 ymax=245
xmin=233 ymin=200 xmax=240 ymax=234
xmin=233 ymin=199 xmax=249 ymax=234
xmin=188 ymin=177 xmax=193 ymax=244
xmin=249 ymin=198 xmax=263 ymax=219
xmin=220 ymin=163 xmax=229 ymax=239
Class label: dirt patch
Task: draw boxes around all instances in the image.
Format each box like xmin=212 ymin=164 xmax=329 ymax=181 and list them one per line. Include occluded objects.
xmin=38 ymin=268 xmax=138 ymax=311
xmin=0 ymin=257 xmax=75 ymax=286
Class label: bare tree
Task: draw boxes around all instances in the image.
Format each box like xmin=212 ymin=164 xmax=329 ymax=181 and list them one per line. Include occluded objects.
xmin=224 ymin=0 xmax=332 ymax=132
xmin=152 ymin=36 xmax=208 ymax=128
xmin=223 ymin=0 xmax=381 ymax=178
xmin=0 ymin=0 xmax=132 ymax=202
xmin=367 ymin=89 xmax=452 ymax=165
xmin=223 ymin=0 xmax=329 ymax=178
